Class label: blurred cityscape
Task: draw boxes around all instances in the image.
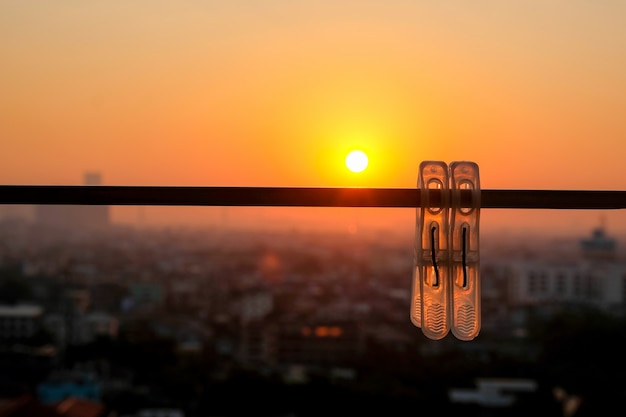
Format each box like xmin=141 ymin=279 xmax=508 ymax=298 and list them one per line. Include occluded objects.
xmin=2 ymin=189 xmax=626 ymax=416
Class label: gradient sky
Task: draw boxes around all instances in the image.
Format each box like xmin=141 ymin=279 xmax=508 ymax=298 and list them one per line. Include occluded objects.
xmin=2 ymin=1 xmax=626 ymax=235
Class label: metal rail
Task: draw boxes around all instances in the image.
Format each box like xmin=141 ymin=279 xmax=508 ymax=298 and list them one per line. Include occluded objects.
xmin=2 ymin=185 xmax=626 ymax=209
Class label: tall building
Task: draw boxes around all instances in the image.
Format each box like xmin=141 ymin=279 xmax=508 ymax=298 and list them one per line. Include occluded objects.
xmin=580 ymin=222 xmax=617 ymax=262
xmin=83 ymin=171 xmax=102 ymax=186
xmin=35 ymin=172 xmax=110 ymax=232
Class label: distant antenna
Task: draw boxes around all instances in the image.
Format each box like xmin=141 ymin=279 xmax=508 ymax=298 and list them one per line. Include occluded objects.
xmin=138 ymin=206 xmax=145 ymax=226
xmin=600 ymin=214 xmax=607 ymax=230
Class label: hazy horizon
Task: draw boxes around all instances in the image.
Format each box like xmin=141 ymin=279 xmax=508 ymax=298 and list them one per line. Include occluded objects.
xmin=1 ymin=201 xmax=621 ymax=243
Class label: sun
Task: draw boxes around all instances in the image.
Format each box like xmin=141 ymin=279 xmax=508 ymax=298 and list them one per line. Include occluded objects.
xmin=345 ymin=150 xmax=369 ymax=173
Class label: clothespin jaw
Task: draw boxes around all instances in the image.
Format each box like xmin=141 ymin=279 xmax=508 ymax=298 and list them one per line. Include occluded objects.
xmin=411 ymin=160 xmax=481 ymax=341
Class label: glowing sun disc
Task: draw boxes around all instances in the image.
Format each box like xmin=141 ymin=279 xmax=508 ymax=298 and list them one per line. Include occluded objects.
xmin=346 ymin=150 xmax=368 ymax=173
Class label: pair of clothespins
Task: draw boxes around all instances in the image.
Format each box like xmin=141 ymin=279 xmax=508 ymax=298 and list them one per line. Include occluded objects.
xmin=411 ymin=161 xmax=481 ymax=341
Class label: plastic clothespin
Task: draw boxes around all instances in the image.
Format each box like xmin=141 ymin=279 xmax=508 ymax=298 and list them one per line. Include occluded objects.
xmin=449 ymin=161 xmax=481 ymax=341
xmin=411 ymin=161 xmax=450 ymax=340
xmin=411 ymin=160 xmax=481 ymax=341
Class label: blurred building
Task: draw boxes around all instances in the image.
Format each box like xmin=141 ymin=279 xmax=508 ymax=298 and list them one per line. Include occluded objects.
xmin=43 ymin=312 xmax=119 ymax=347
xmin=238 ymin=317 xmax=365 ymax=368
xmin=507 ymin=225 xmax=626 ymax=314
xmin=0 ymin=304 xmax=43 ymax=340
xmin=580 ymin=223 xmax=617 ymax=262
xmin=449 ymin=378 xmax=537 ymax=407
xmin=37 ymin=371 xmax=100 ymax=404
xmin=0 ymin=396 xmax=108 ymax=417
xmin=35 ymin=172 xmax=110 ymax=232
xmin=125 ymin=282 xmax=164 ymax=311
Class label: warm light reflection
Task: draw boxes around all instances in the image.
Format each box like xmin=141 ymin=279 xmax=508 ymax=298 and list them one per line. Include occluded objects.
xmin=301 ymin=325 xmax=343 ymax=337
xmin=315 ymin=326 xmax=329 ymax=337
xmin=259 ymin=251 xmax=282 ymax=283
xmin=313 ymin=325 xmax=343 ymax=337
xmin=328 ymin=326 xmax=343 ymax=337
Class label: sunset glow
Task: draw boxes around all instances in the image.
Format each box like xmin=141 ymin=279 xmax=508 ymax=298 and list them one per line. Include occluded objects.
xmin=1 ymin=2 xmax=626 ymax=234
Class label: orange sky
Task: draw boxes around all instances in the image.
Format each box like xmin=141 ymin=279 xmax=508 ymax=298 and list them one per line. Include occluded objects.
xmin=2 ymin=1 xmax=626 ymax=236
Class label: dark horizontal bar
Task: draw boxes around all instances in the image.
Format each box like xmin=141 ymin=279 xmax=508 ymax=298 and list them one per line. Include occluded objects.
xmin=481 ymin=190 xmax=626 ymax=209
xmin=1 ymin=185 xmax=626 ymax=209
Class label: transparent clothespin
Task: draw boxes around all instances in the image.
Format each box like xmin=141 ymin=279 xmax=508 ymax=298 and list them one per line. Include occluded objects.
xmin=411 ymin=161 xmax=450 ymax=340
xmin=449 ymin=161 xmax=481 ymax=341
